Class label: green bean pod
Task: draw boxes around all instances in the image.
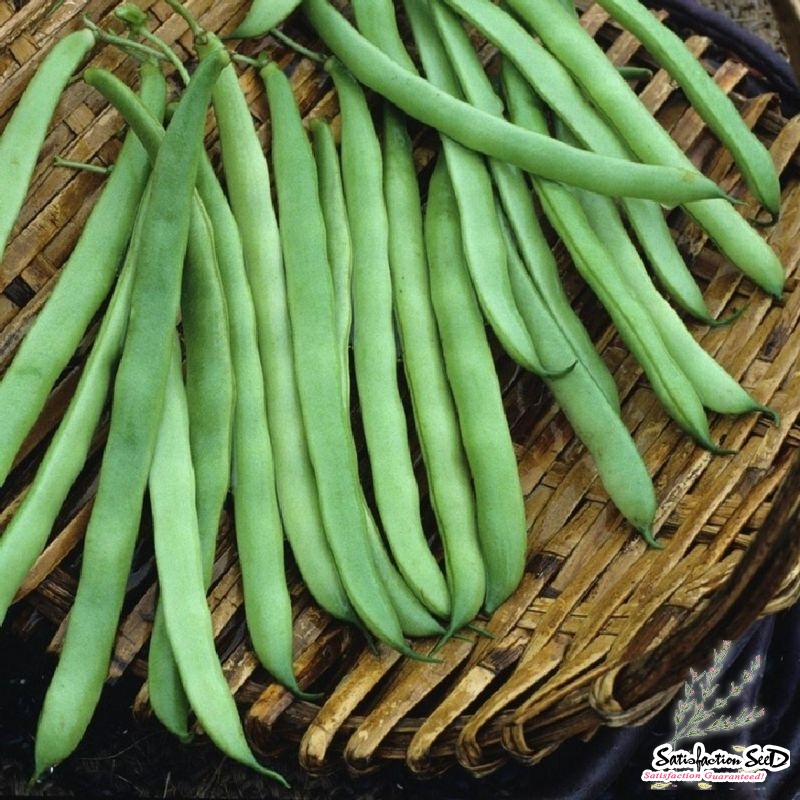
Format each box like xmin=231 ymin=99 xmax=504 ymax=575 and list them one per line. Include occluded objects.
xmin=576 ymin=187 xmax=777 ymax=423
xmin=436 ymin=0 xmax=713 ymax=322
xmin=84 ymin=62 xmax=356 ymax=633
xmin=500 ymin=61 xmax=726 ymax=452
xmin=325 ymin=59 xmax=451 ymax=619
xmin=427 ymin=2 xmax=619 ymax=410
xmin=0 ymin=200 xmax=141 ymax=627
xmin=310 ymin=119 xmax=353 ymax=408
xmin=0 ymin=28 xmax=96 ymax=262
xmin=258 ymin=60 xmax=419 ymax=656
xmin=505 ymin=0 xmax=785 ymax=299
xmin=228 ymin=0 xmax=302 ymax=38
xmin=595 ymin=0 xmax=781 ymax=215
xmin=399 ymin=2 xmax=564 ymax=377
xmin=382 ymin=102 xmax=486 ymax=636
xmin=501 ymin=213 xmax=658 ymax=542
xmin=352 ymin=0 xmax=418 ymax=70
xmin=425 ymin=157 xmax=528 ymax=614
xmin=299 ymin=0 xmax=725 ymax=205
xmin=147 ymin=190 xmax=234 ymax=741
xmin=0 ymin=64 xmax=164 ymax=620
xmin=148 ymin=335 xmax=286 ymax=783
xmin=351 ymin=0 xmax=487 ymax=632
xmin=33 ymin=46 xmax=230 ymax=779
xmin=0 ymin=58 xmax=164 ymax=488
xmin=308 ymin=112 xmax=445 ymax=639
xmin=200 ymin=41 xmax=311 ymax=693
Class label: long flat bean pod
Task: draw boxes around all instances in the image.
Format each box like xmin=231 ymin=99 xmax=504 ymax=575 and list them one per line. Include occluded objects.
xmin=595 ymin=0 xmax=781 ymax=215
xmin=147 ymin=191 xmax=234 ymax=741
xmin=199 ymin=34 xmax=314 ymax=692
xmin=257 ymin=60 xmax=417 ymax=655
xmin=310 ymin=119 xmax=353 ymax=408
xmin=0 ymin=58 xmax=163 ymax=487
xmin=505 ymin=0 xmax=785 ymax=298
xmin=299 ymin=0 xmax=725 ymax=205
xmin=425 ymin=157 xmax=528 ymax=614
xmin=308 ymin=109 xmax=445 ymax=639
xmin=435 ymin=0 xmax=714 ymax=322
xmin=33 ymin=46 xmax=229 ymax=778
xmin=500 ymin=212 xmax=658 ymax=540
xmin=381 ymin=101 xmax=486 ymax=636
xmin=325 ymin=59 xmax=451 ymax=618
xmin=148 ymin=336 xmax=285 ymax=782
xmin=501 ymin=64 xmax=723 ymax=453
xmin=0 ymin=198 xmax=143 ymax=627
xmin=0 ymin=28 xmax=96 ymax=262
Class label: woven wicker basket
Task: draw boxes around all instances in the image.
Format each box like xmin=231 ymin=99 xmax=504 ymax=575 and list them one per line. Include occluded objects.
xmin=2 ymin=0 xmax=800 ymax=779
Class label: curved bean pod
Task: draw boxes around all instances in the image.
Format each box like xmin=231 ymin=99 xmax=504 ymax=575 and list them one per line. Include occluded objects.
xmin=228 ymin=0 xmax=302 ymax=38
xmin=33 ymin=46 xmax=230 ymax=778
xmin=398 ymin=1 xmax=563 ymax=377
xmin=595 ymin=0 xmax=781 ymax=215
xmin=257 ymin=61 xmax=420 ymax=656
xmin=427 ymin=1 xmax=619 ymax=409
xmin=436 ymin=0 xmax=713 ymax=321
xmin=0 ymin=28 xmax=96 ymax=262
xmin=325 ymin=59 xmax=451 ymax=618
xmin=505 ymin=0 xmax=785 ymax=298
xmin=308 ymin=113 xmax=445 ymax=639
xmin=425 ymin=157 xmax=528 ymax=614
xmin=299 ymin=0 xmax=726 ymax=205
xmin=148 ymin=335 xmax=286 ymax=782
xmin=0 ymin=203 xmax=141 ymax=627
xmin=202 ymin=46 xmax=312 ymax=692
xmin=500 ymin=61 xmax=725 ymax=452
xmin=0 ymin=58 xmax=163 ymax=487
xmin=576 ymin=187 xmax=777 ymax=422
xmin=147 ymin=192 xmax=234 ymax=741
xmin=382 ymin=101 xmax=486 ymax=636
xmin=502 ymin=214 xmax=658 ymax=542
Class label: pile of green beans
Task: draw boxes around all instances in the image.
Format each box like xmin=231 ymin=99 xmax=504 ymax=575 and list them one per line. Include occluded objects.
xmin=0 ymin=0 xmax=784 ymax=779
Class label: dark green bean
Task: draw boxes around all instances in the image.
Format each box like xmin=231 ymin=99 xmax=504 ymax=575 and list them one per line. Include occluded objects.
xmin=33 ymin=46 xmax=229 ymax=778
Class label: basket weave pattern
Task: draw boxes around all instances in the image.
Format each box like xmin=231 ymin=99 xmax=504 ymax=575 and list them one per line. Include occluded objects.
xmin=2 ymin=0 xmax=800 ymax=778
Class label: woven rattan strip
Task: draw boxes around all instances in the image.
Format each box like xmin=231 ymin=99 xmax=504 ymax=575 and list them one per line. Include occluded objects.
xmin=2 ymin=0 xmax=800 ymax=779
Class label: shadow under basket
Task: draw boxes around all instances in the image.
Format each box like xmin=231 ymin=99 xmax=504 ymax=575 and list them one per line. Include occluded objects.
xmin=2 ymin=0 xmax=800 ymax=780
